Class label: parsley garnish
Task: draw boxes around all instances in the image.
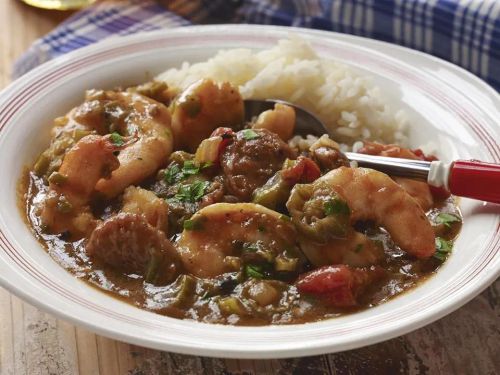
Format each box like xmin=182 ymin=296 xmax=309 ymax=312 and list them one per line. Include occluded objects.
xmin=434 ymin=237 xmax=453 ymax=261
xmin=110 ymin=132 xmax=124 ymax=146
xmin=182 ymin=160 xmax=200 ymax=176
xmin=324 ymin=198 xmax=350 ymax=216
xmin=436 ymin=213 xmax=461 ymax=227
xmin=164 ymin=160 xmax=212 ymax=185
xmin=241 ymin=129 xmax=260 ymax=140
xmin=164 ymin=164 xmax=181 ymax=184
xmin=174 ymin=181 xmax=210 ymax=203
xmin=245 ymin=264 xmax=264 ymax=279
xmin=354 ymin=244 xmax=364 ymax=253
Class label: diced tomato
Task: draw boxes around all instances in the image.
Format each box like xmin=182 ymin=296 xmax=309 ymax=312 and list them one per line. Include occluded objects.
xmin=296 ymin=265 xmax=385 ymax=307
xmin=281 ymin=156 xmax=321 ymax=184
xmin=210 ymin=127 xmax=235 ymax=138
xmin=210 ymin=127 xmax=235 ymax=163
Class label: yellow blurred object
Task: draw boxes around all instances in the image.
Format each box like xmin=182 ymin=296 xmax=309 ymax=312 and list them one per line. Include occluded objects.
xmin=20 ymin=0 xmax=96 ymax=10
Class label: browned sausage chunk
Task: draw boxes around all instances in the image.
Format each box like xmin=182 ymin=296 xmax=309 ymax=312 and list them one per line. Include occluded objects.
xmin=220 ymin=129 xmax=295 ymax=200
xmin=86 ymin=213 xmax=180 ymax=284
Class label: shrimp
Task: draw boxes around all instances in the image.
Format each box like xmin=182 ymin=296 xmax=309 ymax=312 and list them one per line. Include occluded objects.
xmin=358 ymin=141 xmax=433 ymax=211
xmin=252 ymin=103 xmax=295 ymax=141
xmin=171 ymin=79 xmax=244 ymax=152
xmin=94 ymin=92 xmax=174 ymax=198
xmin=323 ymin=167 xmax=435 ymax=258
xmin=177 ymin=203 xmax=301 ymax=278
xmin=122 ymin=186 xmax=169 ymax=233
xmin=299 ymin=232 xmax=384 ymax=268
xmin=39 ymin=134 xmax=120 ymax=236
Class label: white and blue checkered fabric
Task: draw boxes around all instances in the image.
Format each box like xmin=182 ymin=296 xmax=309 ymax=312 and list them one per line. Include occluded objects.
xmin=13 ymin=0 xmax=500 ymax=92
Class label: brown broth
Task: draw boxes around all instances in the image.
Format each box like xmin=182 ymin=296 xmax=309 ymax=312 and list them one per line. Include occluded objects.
xmin=22 ymin=170 xmax=462 ymax=326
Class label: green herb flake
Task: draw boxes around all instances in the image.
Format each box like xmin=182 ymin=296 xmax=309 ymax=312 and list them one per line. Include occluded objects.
xmin=241 ymin=129 xmax=260 ymax=141
xmin=258 ymin=225 xmax=266 ymax=232
xmin=245 ymin=264 xmax=264 ymax=279
xmin=165 ymin=160 xmax=208 ymax=185
xmin=436 ymin=213 xmax=461 ymax=227
xmin=182 ymin=160 xmax=200 ymax=176
xmin=242 ymin=243 xmax=260 ymax=253
xmin=354 ymin=244 xmax=364 ymax=253
xmin=110 ymin=132 xmax=124 ymax=146
xmin=324 ymin=198 xmax=351 ymax=216
xmin=174 ymin=181 xmax=210 ymax=203
xmin=434 ymin=237 xmax=453 ymax=261
xmin=183 ymin=219 xmax=203 ymax=231
xmin=164 ymin=164 xmax=181 ymax=184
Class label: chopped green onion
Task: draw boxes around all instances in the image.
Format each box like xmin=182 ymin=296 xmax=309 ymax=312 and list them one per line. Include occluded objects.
xmin=48 ymin=172 xmax=68 ymax=185
xmin=144 ymin=253 xmax=163 ymax=283
xmin=201 ymin=161 xmax=213 ymax=169
xmin=183 ymin=219 xmax=203 ymax=231
xmin=436 ymin=213 xmax=461 ymax=227
xmin=324 ymin=198 xmax=350 ymax=216
xmin=33 ymin=153 xmax=51 ymax=176
xmin=241 ymin=129 xmax=260 ymax=140
xmin=434 ymin=237 xmax=453 ymax=261
xmin=110 ymin=132 xmax=124 ymax=146
xmin=279 ymin=214 xmax=291 ymax=222
xmin=245 ymin=264 xmax=264 ymax=279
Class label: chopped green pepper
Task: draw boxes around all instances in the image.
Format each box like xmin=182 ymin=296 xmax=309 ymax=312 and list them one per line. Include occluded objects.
xmin=218 ymin=297 xmax=246 ymax=315
xmin=252 ymin=173 xmax=292 ymax=210
xmin=435 ymin=213 xmax=461 ymax=227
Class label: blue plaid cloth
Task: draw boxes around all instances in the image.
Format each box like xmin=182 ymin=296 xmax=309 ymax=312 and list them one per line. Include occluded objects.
xmin=13 ymin=0 xmax=500 ymax=92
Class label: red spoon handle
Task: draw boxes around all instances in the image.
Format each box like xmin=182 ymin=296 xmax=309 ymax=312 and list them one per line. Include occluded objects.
xmin=449 ymin=160 xmax=500 ymax=204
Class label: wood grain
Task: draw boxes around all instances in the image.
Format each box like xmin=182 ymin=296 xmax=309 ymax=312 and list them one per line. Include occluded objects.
xmin=0 ymin=1 xmax=499 ymax=374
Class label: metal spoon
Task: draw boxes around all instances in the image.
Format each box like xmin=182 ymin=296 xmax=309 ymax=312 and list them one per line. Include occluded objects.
xmin=244 ymin=99 xmax=500 ymax=204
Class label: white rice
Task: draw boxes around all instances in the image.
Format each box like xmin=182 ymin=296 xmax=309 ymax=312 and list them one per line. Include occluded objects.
xmin=156 ymin=36 xmax=409 ymax=146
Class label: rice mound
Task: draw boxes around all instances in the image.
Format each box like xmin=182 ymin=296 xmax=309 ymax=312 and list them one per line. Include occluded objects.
xmin=156 ymin=36 xmax=409 ymax=146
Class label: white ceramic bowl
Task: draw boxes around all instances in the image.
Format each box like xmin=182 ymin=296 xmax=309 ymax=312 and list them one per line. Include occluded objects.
xmin=0 ymin=25 xmax=498 ymax=359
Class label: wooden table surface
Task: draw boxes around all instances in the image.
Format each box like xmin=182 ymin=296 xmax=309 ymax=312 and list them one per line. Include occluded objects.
xmin=1 ymin=1 xmax=499 ymax=374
